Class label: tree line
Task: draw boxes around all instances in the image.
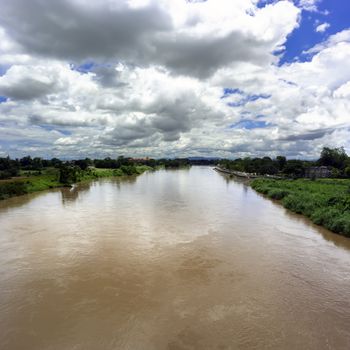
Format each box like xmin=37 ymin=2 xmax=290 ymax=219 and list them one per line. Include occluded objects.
xmin=1 ymin=147 xmax=349 ymax=181
xmin=0 ymin=155 xmax=191 ymax=181
xmin=218 ymin=147 xmax=350 ymax=178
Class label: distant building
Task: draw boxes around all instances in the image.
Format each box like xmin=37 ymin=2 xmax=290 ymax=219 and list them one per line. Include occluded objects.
xmin=132 ymin=157 xmax=151 ymax=163
xmin=305 ymin=166 xmax=331 ymax=178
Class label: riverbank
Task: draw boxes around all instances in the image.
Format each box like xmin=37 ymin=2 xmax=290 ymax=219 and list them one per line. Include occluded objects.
xmin=251 ymin=178 xmax=350 ymax=237
xmin=0 ymin=165 xmax=152 ymax=200
xmin=214 ymin=166 xmax=283 ymax=179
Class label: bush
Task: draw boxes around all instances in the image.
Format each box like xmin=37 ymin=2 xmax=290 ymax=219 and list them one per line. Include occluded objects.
xmin=329 ymin=214 xmax=350 ymax=237
xmin=120 ymin=165 xmax=137 ymax=176
xmin=59 ymin=165 xmax=79 ymax=184
xmin=267 ymin=189 xmax=290 ymax=200
xmin=311 ymin=208 xmax=341 ymax=227
xmin=0 ymin=182 xmax=27 ymax=200
xmin=345 ymin=167 xmax=350 ymax=178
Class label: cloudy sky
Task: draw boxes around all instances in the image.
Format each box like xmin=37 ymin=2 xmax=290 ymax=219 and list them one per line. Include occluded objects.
xmin=0 ymin=0 xmax=349 ymax=159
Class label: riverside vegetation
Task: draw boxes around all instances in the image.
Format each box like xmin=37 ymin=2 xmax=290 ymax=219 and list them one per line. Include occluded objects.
xmin=0 ymin=156 xmax=191 ymax=200
xmin=219 ymin=147 xmax=350 ymax=238
xmin=251 ymin=178 xmax=350 ymax=237
xmin=218 ymin=147 xmax=350 ymax=179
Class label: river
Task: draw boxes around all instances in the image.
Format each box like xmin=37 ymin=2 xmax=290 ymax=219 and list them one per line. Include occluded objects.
xmin=1 ymin=167 xmax=350 ymax=349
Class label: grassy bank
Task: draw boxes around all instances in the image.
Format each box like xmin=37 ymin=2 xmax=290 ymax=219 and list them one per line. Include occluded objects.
xmin=77 ymin=165 xmax=152 ymax=182
xmin=0 ymin=165 xmax=152 ymax=200
xmin=251 ymin=178 xmax=350 ymax=237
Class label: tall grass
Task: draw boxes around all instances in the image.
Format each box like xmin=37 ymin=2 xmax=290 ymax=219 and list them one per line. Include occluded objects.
xmin=251 ymin=178 xmax=350 ymax=237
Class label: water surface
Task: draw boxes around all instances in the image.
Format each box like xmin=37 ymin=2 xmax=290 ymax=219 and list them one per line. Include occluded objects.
xmin=1 ymin=167 xmax=350 ymax=349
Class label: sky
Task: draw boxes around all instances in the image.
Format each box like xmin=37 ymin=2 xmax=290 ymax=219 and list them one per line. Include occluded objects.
xmin=0 ymin=0 xmax=349 ymax=159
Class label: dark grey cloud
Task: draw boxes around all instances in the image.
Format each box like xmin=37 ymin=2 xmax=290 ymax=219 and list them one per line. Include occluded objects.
xmin=0 ymin=0 xmax=286 ymax=78
xmin=154 ymin=32 xmax=270 ymax=78
xmin=91 ymin=66 xmax=126 ymax=88
xmin=99 ymin=119 xmax=181 ymax=148
xmin=0 ymin=77 xmax=56 ymax=100
xmin=279 ymin=126 xmax=348 ymax=142
xmin=29 ymin=114 xmax=107 ymax=127
xmin=0 ymin=0 xmax=171 ymax=60
xmin=99 ymin=103 xmax=196 ymax=147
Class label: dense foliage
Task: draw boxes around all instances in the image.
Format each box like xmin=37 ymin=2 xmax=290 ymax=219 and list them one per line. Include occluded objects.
xmin=218 ymin=156 xmax=312 ymax=177
xmin=251 ymin=178 xmax=350 ymax=237
xmin=318 ymin=147 xmax=348 ymax=169
xmin=0 ymin=181 xmax=27 ymax=199
xmin=218 ymin=147 xmax=350 ymax=178
xmin=0 ymin=157 xmax=21 ymax=179
xmin=0 ymin=156 xmax=192 ymax=180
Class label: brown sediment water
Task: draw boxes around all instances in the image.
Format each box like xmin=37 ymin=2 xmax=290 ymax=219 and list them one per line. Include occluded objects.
xmin=0 ymin=166 xmax=349 ymax=350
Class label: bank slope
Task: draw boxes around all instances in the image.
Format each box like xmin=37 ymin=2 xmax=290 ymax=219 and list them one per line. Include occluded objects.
xmin=251 ymin=178 xmax=350 ymax=237
xmin=0 ymin=166 xmax=152 ymax=200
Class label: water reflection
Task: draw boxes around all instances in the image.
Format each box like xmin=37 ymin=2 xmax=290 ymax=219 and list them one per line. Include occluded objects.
xmin=60 ymin=182 xmax=92 ymax=204
xmin=219 ymin=171 xmax=350 ymax=251
xmin=0 ymin=190 xmax=47 ymax=213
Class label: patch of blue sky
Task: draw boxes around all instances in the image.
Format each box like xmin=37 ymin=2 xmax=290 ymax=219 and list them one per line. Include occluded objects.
xmin=256 ymin=0 xmax=277 ymax=9
xmin=247 ymin=94 xmax=271 ymax=101
xmin=0 ymin=140 xmax=16 ymax=150
xmin=221 ymin=88 xmax=244 ymax=99
xmin=70 ymin=61 xmax=97 ymax=74
xmin=39 ymin=124 xmax=71 ymax=136
xmin=280 ymin=0 xmax=350 ymax=64
xmin=279 ymin=79 xmax=298 ymax=87
xmin=0 ymin=96 xmax=8 ymax=103
xmin=227 ymin=93 xmax=271 ymax=107
xmin=230 ymin=119 xmax=270 ymax=130
xmin=70 ymin=61 xmax=114 ymax=74
xmin=0 ymin=65 xmax=10 ymax=76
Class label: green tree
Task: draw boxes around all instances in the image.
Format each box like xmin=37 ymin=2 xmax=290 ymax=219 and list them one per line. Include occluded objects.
xmin=345 ymin=167 xmax=350 ymax=178
xmin=331 ymin=168 xmax=341 ymax=178
xmin=75 ymin=158 xmax=92 ymax=170
xmin=32 ymin=157 xmax=43 ymax=170
xmin=59 ymin=164 xmax=79 ymax=185
xmin=318 ymin=147 xmax=348 ymax=169
xmin=276 ymin=156 xmax=286 ymax=171
xmin=283 ymin=160 xmax=305 ymax=178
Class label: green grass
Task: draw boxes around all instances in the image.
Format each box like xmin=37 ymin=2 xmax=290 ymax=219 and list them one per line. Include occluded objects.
xmin=251 ymin=178 xmax=350 ymax=237
xmin=0 ymin=165 xmax=152 ymax=200
xmin=77 ymin=165 xmax=153 ymax=181
xmin=0 ymin=170 xmax=61 ymax=200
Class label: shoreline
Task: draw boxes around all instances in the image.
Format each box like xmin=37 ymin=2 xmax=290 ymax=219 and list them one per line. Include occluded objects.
xmin=250 ymin=178 xmax=350 ymax=238
xmin=214 ymin=167 xmax=350 ymax=238
xmin=3 ymin=165 xmax=349 ymax=239
xmin=0 ymin=165 xmax=152 ymax=201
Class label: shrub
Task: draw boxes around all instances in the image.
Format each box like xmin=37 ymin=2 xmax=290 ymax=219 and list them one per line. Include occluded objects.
xmin=120 ymin=165 xmax=137 ymax=176
xmin=311 ymin=208 xmax=341 ymax=227
xmin=329 ymin=214 xmax=350 ymax=237
xmin=0 ymin=182 xmax=27 ymax=200
xmin=59 ymin=165 xmax=79 ymax=184
xmin=267 ymin=189 xmax=290 ymax=200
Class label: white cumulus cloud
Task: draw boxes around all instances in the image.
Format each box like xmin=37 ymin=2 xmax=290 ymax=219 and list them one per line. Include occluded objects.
xmin=315 ymin=22 xmax=330 ymax=33
xmin=0 ymin=0 xmax=349 ymax=159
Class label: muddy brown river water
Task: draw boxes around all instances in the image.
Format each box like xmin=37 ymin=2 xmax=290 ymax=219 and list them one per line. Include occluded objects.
xmin=0 ymin=167 xmax=350 ymax=350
